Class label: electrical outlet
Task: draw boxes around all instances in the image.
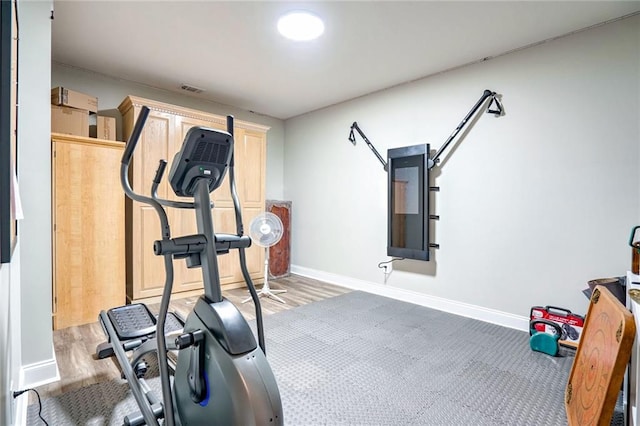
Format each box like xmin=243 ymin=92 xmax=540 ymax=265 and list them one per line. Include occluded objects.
xmin=383 ymin=262 xmax=392 ymax=274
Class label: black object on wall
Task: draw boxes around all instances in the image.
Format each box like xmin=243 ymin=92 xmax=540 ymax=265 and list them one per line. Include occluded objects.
xmin=348 ymin=122 xmax=387 ymax=171
xmin=428 ymin=89 xmax=502 ymax=169
xmin=0 ymin=0 xmax=16 ymax=264
xmin=349 ymin=89 xmax=503 ymax=262
xmin=387 ymin=144 xmax=430 ymax=261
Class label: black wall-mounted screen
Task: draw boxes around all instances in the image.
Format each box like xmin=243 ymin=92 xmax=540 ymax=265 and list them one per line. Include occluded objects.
xmin=387 ymin=143 xmax=430 ymax=261
xmin=0 ymin=0 xmax=16 ymax=264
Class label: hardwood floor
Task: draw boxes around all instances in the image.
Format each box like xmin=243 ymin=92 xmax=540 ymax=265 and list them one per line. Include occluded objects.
xmin=33 ymin=275 xmax=350 ymax=402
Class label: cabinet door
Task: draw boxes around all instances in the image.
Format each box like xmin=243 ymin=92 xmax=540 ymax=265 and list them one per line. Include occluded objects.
xmin=171 ymin=119 xmax=266 ymax=290
xmin=120 ymin=96 xmax=269 ymax=301
xmin=234 ymin=129 xmax=267 ymax=282
xmin=52 ymin=138 xmax=125 ymax=329
xmin=131 ymin=111 xmax=173 ymax=299
xmin=235 ymin=129 xmax=265 ymax=206
xmin=172 ymin=116 xmax=232 ymax=292
xmin=212 ymin=206 xmax=243 ymax=285
xmin=242 ymin=206 xmax=265 ymax=282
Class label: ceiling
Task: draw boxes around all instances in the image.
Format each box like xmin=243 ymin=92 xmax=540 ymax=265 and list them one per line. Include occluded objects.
xmin=51 ymin=1 xmax=640 ymax=120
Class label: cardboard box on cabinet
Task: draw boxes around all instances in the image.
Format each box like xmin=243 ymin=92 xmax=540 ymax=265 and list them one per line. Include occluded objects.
xmin=51 ymin=86 xmax=98 ymax=113
xmin=90 ymin=116 xmax=116 ymax=140
xmin=51 ymin=105 xmax=89 ymax=137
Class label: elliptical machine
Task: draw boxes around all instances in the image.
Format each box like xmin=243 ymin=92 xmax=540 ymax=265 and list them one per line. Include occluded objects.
xmin=98 ymin=106 xmax=283 ymax=426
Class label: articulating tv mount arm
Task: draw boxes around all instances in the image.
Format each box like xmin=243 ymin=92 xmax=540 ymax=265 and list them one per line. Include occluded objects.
xmin=348 ymin=122 xmax=388 ymax=171
xmin=348 ymin=89 xmax=503 ymax=171
xmin=428 ymin=89 xmax=502 ymax=169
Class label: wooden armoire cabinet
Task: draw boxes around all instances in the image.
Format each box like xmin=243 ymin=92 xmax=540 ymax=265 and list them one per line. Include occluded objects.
xmin=52 ymin=133 xmax=126 ymax=329
xmin=118 ymin=96 xmax=269 ymax=302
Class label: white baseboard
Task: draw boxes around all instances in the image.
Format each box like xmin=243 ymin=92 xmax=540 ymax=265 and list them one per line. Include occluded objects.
xmin=13 ymin=350 xmax=60 ymax=426
xmin=291 ymin=265 xmax=529 ymax=332
xmin=20 ymin=355 xmax=59 ymax=390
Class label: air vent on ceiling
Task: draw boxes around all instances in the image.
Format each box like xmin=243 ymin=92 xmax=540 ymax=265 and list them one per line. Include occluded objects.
xmin=180 ymin=84 xmax=205 ymax=94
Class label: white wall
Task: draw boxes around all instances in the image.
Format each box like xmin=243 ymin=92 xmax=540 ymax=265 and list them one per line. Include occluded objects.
xmin=1 ymin=2 xmax=55 ymax=422
xmin=0 ymin=248 xmax=20 ymax=426
xmin=284 ymin=15 xmax=640 ymax=318
xmin=0 ymin=263 xmax=9 ymax=426
xmin=51 ymin=63 xmax=285 ymax=200
xmin=18 ymin=0 xmax=56 ymax=386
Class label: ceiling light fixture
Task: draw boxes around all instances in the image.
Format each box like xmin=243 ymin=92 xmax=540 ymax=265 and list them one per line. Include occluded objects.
xmin=277 ymin=11 xmax=324 ymax=41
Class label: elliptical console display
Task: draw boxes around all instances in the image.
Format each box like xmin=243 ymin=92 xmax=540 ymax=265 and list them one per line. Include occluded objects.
xmin=169 ymin=126 xmax=233 ymax=197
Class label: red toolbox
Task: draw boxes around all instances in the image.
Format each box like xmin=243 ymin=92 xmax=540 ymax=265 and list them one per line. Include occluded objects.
xmin=530 ymin=306 xmax=584 ymax=348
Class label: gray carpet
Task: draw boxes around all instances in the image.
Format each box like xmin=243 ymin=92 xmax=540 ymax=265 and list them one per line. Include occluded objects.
xmin=29 ymin=291 xmax=581 ymax=425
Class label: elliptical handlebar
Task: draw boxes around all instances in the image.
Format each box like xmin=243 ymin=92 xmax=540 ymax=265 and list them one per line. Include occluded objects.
xmin=122 ymin=106 xmax=149 ymax=165
xmin=122 ymin=107 xmax=197 ymax=211
xmin=119 ymin=105 xmax=176 ymax=426
xmin=224 ymin=115 xmax=267 ymax=352
xmin=121 ymin=106 xmax=149 ymax=195
xmin=120 ymin=107 xmax=165 ymax=211
xmin=153 ymin=159 xmax=168 ymax=185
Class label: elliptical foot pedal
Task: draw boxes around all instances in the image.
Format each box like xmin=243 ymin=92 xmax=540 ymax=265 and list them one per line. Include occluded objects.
xmin=162 ymin=312 xmax=185 ymax=336
xmin=107 ymin=304 xmax=157 ymax=340
xmin=96 ymin=341 xmax=115 ymax=359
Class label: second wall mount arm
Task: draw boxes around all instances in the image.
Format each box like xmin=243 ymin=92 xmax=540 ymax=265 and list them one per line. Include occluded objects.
xmin=348 ymin=122 xmax=388 ymax=171
xmin=348 ymin=89 xmax=503 ymax=172
xmin=428 ymin=89 xmax=502 ymax=169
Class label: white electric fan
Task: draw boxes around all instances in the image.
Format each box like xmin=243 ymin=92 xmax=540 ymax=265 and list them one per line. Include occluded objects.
xmin=242 ymin=212 xmax=287 ymax=304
